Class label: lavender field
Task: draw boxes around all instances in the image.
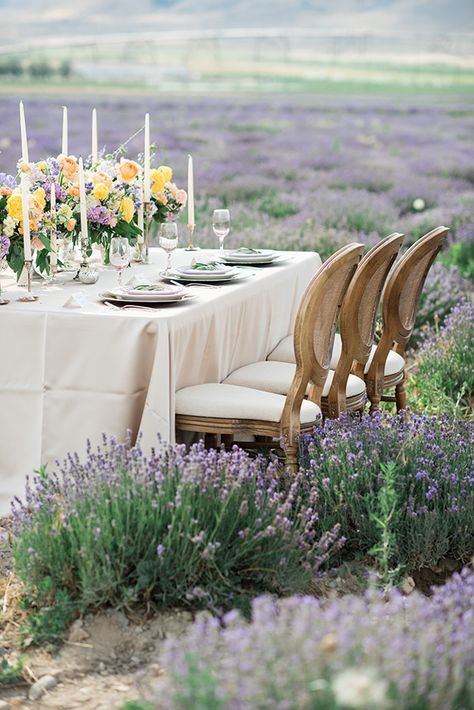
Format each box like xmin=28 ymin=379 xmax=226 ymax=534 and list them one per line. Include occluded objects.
xmin=1 ymin=93 xmax=474 ymax=261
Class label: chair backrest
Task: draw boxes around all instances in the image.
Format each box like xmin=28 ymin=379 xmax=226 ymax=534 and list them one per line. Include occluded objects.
xmin=339 ymin=232 xmax=405 ymax=368
xmin=381 ymin=225 xmax=449 ymax=350
xmin=281 ymin=243 xmax=363 ymax=435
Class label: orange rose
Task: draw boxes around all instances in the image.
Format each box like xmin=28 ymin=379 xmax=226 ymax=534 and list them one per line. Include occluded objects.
xmin=66 ymin=218 xmax=76 ymax=232
xmin=156 ymin=193 xmax=168 ymax=205
xmin=60 ymin=155 xmax=78 ymax=181
xmin=0 ymin=186 xmax=12 ymax=197
xmin=31 ymin=235 xmax=44 ymax=250
xmin=92 ymin=171 xmax=113 ymax=189
xmin=19 ymin=162 xmax=31 ymax=173
xmin=117 ymin=158 xmax=140 ymax=183
xmin=68 ymin=184 xmax=80 ymax=198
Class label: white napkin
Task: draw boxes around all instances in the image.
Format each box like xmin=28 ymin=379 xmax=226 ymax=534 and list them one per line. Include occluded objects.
xmin=62 ymin=292 xmax=88 ymax=309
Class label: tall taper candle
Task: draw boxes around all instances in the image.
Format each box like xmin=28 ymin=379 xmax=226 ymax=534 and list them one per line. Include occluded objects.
xmin=21 ymin=175 xmax=32 ymax=261
xmin=91 ymin=108 xmax=98 ymax=164
xmin=137 ymin=186 xmax=144 ymax=244
xmin=50 ymin=182 xmax=57 ymax=268
xmin=78 ymin=158 xmax=89 ymax=245
xmin=143 ymin=113 xmax=151 ymax=202
xmin=19 ymin=101 xmax=29 ymax=164
xmin=187 ymin=154 xmax=194 ymax=226
xmin=62 ymin=106 xmax=68 ymax=156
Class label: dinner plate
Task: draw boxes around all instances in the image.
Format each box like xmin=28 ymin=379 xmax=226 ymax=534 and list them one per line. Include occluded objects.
xmin=166 ymin=267 xmax=240 ymax=282
xmin=101 ymin=284 xmax=185 ymax=302
xmin=99 ymin=291 xmax=193 ymax=304
xmin=219 ymin=254 xmax=288 ymax=267
xmin=223 ymin=249 xmax=276 ymax=264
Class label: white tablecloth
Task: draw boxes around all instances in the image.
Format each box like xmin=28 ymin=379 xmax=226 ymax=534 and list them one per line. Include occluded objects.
xmin=0 ymin=248 xmax=321 ymax=513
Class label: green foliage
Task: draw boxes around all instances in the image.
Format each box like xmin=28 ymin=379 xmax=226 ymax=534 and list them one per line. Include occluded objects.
xmin=20 ymin=577 xmax=77 ymax=647
xmin=122 ymin=703 xmax=155 ymax=710
xmin=258 ymin=193 xmax=298 ymax=219
xmin=12 ymin=443 xmax=340 ymax=617
xmin=0 ymin=656 xmax=24 ymax=686
xmin=174 ymin=654 xmax=223 ymax=710
xmin=368 ymin=463 xmax=404 ymax=589
xmin=443 ymin=240 xmax=474 ymax=281
xmin=411 ymin=301 xmax=474 ymax=416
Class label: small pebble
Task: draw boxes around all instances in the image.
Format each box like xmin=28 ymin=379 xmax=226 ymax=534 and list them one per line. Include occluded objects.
xmin=29 ymin=674 xmax=58 ymax=700
xmin=0 ymin=699 xmax=11 ymax=709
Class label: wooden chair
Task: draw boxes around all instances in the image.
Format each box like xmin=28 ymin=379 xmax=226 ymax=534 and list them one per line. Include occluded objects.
xmin=262 ymin=233 xmax=404 ymax=417
xmin=325 ymin=232 xmax=404 ymax=417
xmin=175 ymin=243 xmax=363 ymax=472
xmin=360 ymin=226 xmax=449 ymax=411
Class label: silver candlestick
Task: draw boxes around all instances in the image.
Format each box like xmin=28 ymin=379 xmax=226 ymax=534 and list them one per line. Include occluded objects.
xmin=17 ymin=260 xmax=38 ymax=302
xmin=185 ymin=223 xmax=199 ymax=251
xmin=76 ymin=239 xmax=99 ymax=284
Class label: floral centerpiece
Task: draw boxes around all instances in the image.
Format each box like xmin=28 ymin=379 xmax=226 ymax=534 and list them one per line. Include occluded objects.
xmin=0 ymin=152 xmax=187 ymax=278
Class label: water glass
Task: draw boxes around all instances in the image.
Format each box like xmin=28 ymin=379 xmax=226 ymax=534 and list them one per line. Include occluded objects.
xmin=159 ymin=222 xmax=179 ymax=275
xmin=109 ymin=236 xmax=130 ymax=288
xmin=212 ymin=209 xmax=230 ymax=251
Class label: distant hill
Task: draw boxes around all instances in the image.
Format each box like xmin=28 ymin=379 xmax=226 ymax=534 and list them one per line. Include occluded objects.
xmin=1 ymin=0 xmax=473 ymax=41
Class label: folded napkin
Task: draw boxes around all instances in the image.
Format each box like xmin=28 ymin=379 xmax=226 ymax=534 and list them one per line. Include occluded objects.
xmin=63 ymin=292 xmax=88 ymax=309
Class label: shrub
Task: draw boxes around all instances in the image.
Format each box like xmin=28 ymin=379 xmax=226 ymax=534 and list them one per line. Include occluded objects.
xmin=156 ymin=568 xmax=474 ymax=709
xmin=11 ymin=439 xmax=342 ymax=615
xmin=412 ymin=300 xmax=474 ymax=416
xmin=413 ymin=262 xmax=470 ymax=345
xmin=299 ymin=413 xmax=474 ymax=574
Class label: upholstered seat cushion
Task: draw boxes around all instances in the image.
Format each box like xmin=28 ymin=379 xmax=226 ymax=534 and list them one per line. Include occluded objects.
xmin=267 ymin=334 xmax=405 ymax=376
xmin=223 ymin=361 xmax=366 ymax=399
xmin=175 ymin=383 xmax=321 ymax=423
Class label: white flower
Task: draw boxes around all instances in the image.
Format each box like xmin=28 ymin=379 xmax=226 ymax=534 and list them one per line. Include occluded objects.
xmin=412 ymin=197 xmax=426 ymax=211
xmin=332 ymin=667 xmax=388 ymax=708
xmin=3 ymin=216 xmax=16 ymax=236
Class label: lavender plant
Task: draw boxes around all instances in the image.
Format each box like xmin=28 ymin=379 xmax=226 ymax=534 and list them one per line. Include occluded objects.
xmin=11 ymin=438 xmax=342 ymax=615
xmin=155 ymin=568 xmax=474 ymax=709
xmin=299 ymin=412 xmax=474 ymax=573
xmin=412 ymin=300 xmax=474 ymax=416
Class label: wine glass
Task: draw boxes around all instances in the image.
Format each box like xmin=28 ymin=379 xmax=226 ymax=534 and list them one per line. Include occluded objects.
xmin=212 ymin=209 xmax=230 ymax=252
xmin=109 ymin=236 xmax=130 ymax=289
xmin=159 ymin=222 xmax=178 ymax=275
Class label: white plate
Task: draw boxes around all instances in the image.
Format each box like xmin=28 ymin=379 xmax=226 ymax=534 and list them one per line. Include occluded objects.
xmin=224 ymin=249 xmax=276 ymax=262
xmin=167 ymin=268 xmax=240 ymax=282
xmin=99 ymin=291 xmax=192 ymax=304
xmin=174 ymin=264 xmax=234 ymax=278
xmin=161 ymin=270 xmax=251 ymax=284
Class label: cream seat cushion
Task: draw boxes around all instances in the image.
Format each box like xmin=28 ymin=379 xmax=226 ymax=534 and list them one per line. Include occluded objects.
xmin=175 ymin=383 xmax=321 ymax=423
xmin=223 ymin=361 xmax=365 ymax=399
xmin=267 ymin=334 xmax=405 ymax=376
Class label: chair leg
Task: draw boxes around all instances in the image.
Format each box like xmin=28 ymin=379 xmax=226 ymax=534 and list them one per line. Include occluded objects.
xmin=395 ymin=380 xmax=407 ymax=411
xmin=221 ymin=434 xmax=234 ymax=449
xmin=369 ymin=395 xmax=381 ymax=413
xmin=285 ymin=443 xmax=299 ymax=475
xmin=204 ymin=433 xmax=218 ymax=448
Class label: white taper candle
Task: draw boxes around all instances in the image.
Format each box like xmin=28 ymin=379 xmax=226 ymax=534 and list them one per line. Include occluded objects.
xmin=143 ymin=113 xmax=151 ymax=202
xmin=91 ymin=108 xmax=98 ymax=164
xmin=62 ymin=106 xmax=68 ymax=156
xmin=19 ymin=101 xmax=29 ymax=164
xmin=137 ymin=185 xmax=144 ymax=244
xmin=50 ymin=182 xmax=57 ymax=268
xmin=21 ymin=175 xmax=32 ymax=261
xmin=78 ymin=158 xmax=89 ymax=245
xmin=187 ymin=154 xmax=194 ymax=226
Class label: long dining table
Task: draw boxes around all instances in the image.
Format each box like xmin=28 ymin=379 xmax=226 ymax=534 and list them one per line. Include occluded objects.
xmin=0 ymin=248 xmax=321 ymax=513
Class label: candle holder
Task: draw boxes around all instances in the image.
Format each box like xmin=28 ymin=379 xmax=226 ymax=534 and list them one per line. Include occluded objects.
xmin=47 ymin=230 xmax=59 ymax=285
xmin=185 ymin=223 xmax=200 ymax=251
xmin=17 ymin=259 xmax=38 ymax=302
xmin=139 ymin=202 xmax=152 ymax=264
xmin=75 ymin=240 xmax=99 ymax=285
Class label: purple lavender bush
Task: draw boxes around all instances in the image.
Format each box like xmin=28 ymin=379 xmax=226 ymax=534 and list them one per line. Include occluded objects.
xmin=156 ymin=568 xmax=474 ymax=709
xmin=412 ymin=300 xmax=474 ymax=416
xmin=299 ymin=412 xmax=474 ymax=574
xmin=11 ymin=438 xmax=342 ymax=613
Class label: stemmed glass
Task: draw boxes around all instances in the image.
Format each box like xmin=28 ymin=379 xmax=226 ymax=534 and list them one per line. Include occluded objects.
xmin=109 ymin=236 xmax=130 ymax=289
xmin=212 ymin=209 xmax=230 ymax=252
xmin=159 ymin=222 xmax=179 ymax=275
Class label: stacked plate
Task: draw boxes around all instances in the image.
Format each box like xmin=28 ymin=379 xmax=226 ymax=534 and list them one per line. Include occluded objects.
xmin=99 ymin=283 xmax=193 ymax=305
xmin=164 ymin=262 xmax=243 ymax=283
xmin=219 ymin=248 xmax=281 ymax=266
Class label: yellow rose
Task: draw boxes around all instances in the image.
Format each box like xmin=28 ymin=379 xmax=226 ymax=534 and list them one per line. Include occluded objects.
xmin=93 ymin=183 xmax=110 ymax=201
xmin=157 ymin=165 xmax=173 ymax=183
xmin=120 ymin=196 xmax=135 ymax=223
xmin=156 ymin=194 xmax=168 ymax=206
xmin=7 ymin=194 xmax=24 ymax=222
xmin=34 ymin=188 xmax=46 ymax=210
xmin=117 ymin=158 xmax=140 ymax=183
xmin=37 ymin=161 xmax=48 ymax=172
xmin=150 ymin=168 xmax=166 ymax=194
xmin=92 ymin=171 xmax=113 ymax=189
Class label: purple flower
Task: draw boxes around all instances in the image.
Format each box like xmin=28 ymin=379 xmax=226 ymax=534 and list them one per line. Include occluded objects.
xmin=0 ymin=235 xmax=10 ymax=259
